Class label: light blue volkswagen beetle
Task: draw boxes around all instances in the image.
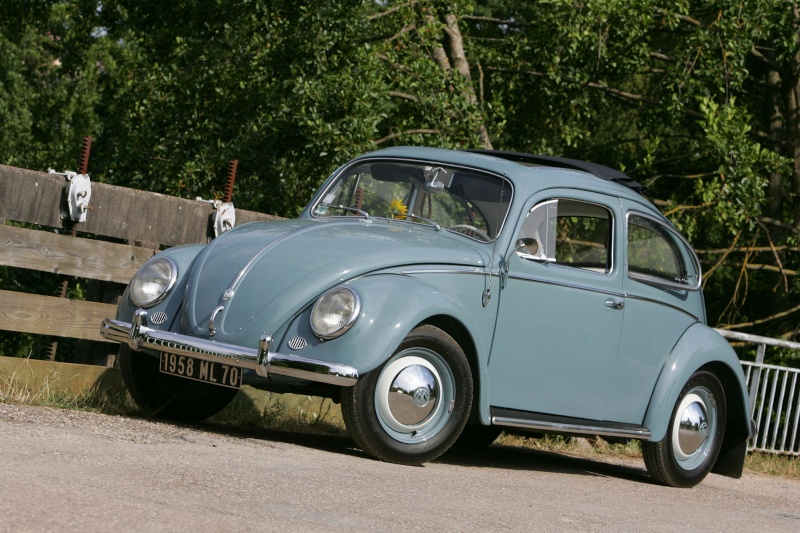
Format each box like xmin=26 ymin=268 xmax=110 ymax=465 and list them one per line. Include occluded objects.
xmin=101 ymin=146 xmax=753 ymax=487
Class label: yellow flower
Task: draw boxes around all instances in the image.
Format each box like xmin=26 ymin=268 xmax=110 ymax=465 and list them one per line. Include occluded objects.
xmin=389 ymin=198 xmax=408 ymax=219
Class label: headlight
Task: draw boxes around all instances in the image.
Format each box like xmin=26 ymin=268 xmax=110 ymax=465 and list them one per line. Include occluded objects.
xmin=310 ymin=287 xmax=361 ymax=339
xmin=129 ymin=257 xmax=178 ymax=308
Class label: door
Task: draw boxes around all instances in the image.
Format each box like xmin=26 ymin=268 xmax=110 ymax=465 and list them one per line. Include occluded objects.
xmin=488 ymin=192 xmax=624 ymax=421
xmin=604 ymin=202 xmax=703 ymax=423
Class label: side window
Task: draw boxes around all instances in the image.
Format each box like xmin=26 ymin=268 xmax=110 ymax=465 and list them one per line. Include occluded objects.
xmin=627 ymin=213 xmax=701 ymax=289
xmin=516 ymin=199 xmax=612 ymax=273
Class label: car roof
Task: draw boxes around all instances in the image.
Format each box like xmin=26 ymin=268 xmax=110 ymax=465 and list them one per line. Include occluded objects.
xmin=465 ymin=149 xmax=645 ymax=194
xmin=360 ymin=146 xmax=652 ymax=204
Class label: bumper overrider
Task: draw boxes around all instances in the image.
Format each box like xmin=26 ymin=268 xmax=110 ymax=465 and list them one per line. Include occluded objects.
xmin=100 ymin=309 xmax=358 ymax=387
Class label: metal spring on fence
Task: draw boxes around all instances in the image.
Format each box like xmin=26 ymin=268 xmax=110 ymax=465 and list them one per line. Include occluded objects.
xmin=223 ymin=160 xmax=237 ymax=203
xmin=47 ymin=136 xmax=91 ymax=361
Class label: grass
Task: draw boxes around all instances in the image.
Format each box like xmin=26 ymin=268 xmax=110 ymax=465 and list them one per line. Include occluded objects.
xmin=0 ymin=370 xmax=133 ymax=415
xmin=208 ymin=390 xmax=346 ymax=435
xmin=744 ymin=450 xmax=800 ymax=479
xmin=498 ymin=432 xmax=644 ymax=459
xmin=1 ymin=375 xmax=797 ymax=480
xmin=497 ymin=432 xmax=799 ymax=480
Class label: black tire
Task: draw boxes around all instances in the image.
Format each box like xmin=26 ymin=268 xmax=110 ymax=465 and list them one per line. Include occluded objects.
xmin=642 ymin=371 xmax=726 ymax=487
xmin=119 ymin=345 xmax=238 ymax=422
xmin=453 ymin=424 xmax=502 ymax=449
xmin=341 ymin=325 xmax=473 ymax=465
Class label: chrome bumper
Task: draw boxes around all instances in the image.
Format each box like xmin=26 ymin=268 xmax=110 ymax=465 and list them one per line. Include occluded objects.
xmin=100 ymin=309 xmax=358 ymax=387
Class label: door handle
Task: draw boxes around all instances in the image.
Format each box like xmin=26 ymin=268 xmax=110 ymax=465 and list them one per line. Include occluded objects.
xmin=605 ymin=298 xmax=624 ymax=310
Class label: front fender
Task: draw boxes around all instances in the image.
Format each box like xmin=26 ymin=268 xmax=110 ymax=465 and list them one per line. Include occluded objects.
xmin=643 ymin=323 xmax=750 ymax=443
xmin=278 ymin=273 xmax=488 ymax=377
xmin=116 ymin=244 xmax=207 ymax=326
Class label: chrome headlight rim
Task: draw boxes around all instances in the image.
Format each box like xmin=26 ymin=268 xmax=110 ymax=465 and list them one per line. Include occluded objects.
xmin=310 ymin=286 xmax=361 ymax=340
xmin=129 ymin=257 xmax=178 ymax=309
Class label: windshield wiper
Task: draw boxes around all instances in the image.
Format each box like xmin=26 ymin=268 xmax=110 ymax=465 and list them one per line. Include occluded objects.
xmin=389 ymin=212 xmax=441 ymax=231
xmin=320 ymin=205 xmax=370 ymax=219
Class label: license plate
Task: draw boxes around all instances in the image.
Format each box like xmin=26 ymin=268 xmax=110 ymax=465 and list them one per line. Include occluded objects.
xmin=159 ymin=352 xmax=243 ymax=389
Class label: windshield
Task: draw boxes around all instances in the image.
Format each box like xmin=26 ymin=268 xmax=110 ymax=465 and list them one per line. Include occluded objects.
xmin=312 ymin=160 xmax=512 ymax=242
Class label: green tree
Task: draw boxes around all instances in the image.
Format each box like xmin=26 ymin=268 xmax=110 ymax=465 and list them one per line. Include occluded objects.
xmin=461 ymin=1 xmax=798 ymax=345
xmin=1 ymin=0 xmax=798 ymax=358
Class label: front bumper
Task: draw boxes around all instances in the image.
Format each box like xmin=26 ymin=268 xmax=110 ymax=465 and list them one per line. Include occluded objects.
xmin=100 ymin=309 xmax=358 ymax=387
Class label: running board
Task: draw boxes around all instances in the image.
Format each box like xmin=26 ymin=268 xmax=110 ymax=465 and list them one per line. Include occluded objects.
xmin=491 ymin=407 xmax=651 ymax=440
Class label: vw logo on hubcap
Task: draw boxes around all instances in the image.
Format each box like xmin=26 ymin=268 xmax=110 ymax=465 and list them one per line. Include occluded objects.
xmin=412 ymin=386 xmax=431 ymax=407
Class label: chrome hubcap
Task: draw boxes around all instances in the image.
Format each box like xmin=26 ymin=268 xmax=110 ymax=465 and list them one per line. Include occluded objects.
xmin=374 ymin=348 xmax=455 ymax=444
xmin=671 ymin=387 xmax=716 ymax=470
xmin=677 ymin=401 xmax=708 ymax=456
xmin=387 ymin=364 xmax=439 ymax=426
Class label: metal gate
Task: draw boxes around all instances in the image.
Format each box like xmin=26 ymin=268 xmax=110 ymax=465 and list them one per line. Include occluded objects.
xmin=716 ymin=329 xmax=800 ymax=455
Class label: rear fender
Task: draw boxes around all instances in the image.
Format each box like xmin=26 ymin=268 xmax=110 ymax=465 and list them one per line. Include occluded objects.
xmin=643 ymin=323 xmax=751 ymax=477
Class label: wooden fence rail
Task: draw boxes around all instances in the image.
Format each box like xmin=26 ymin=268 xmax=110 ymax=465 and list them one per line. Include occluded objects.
xmin=0 ymin=164 xmax=281 ymax=365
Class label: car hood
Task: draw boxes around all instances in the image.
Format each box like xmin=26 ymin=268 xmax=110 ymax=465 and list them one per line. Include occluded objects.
xmin=181 ymin=219 xmax=488 ymax=343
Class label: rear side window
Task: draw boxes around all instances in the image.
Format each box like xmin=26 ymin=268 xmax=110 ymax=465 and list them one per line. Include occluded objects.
xmin=627 ymin=213 xmax=701 ymax=289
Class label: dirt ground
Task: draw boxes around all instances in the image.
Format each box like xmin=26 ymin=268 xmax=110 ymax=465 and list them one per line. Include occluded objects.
xmin=1 ymin=402 xmax=798 ymax=532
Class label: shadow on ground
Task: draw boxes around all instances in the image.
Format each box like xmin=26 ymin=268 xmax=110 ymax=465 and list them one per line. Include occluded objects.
xmin=175 ymin=416 xmax=655 ymax=485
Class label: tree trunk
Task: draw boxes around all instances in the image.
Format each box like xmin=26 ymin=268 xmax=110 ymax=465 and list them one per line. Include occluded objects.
xmin=767 ymin=69 xmax=784 ymax=220
xmin=794 ymin=6 xmax=800 ymax=230
xmin=436 ymin=13 xmax=493 ymax=150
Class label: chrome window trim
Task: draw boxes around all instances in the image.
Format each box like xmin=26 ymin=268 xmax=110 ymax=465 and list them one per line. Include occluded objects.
xmin=130 ymin=257 xmax=178 ymax=309
xmin=309 ymin=156 xmax=515 ymax=243
xmin=625 ymin=211 xmax=703 ymax=291
xmin=516 ymin=197 xmax=615 ymax=276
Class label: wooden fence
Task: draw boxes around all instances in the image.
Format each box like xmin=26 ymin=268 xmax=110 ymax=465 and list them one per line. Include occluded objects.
xmin=0 ymin=164 xmax=281 ymax=366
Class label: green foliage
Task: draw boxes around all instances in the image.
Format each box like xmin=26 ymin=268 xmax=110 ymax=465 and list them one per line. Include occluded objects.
xmin=1 ymin=0 xmax=799 ymax=360
xmin=0 ymin=1 xmax=111 ymax=170
xmin=690 ymin=98 xmax=790 ymax=236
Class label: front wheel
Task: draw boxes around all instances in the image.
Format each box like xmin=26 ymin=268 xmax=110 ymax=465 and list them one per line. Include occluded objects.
xmin=341 ymin=325 xmax=473 ymax=465
xmin=642 ymin=371 xmax=726 ymax=487
xmin=119 ymin=345 xmax=238 ymax=422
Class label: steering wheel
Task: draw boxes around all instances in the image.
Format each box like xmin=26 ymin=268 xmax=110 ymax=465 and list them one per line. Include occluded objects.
xmin=450 ymin=224 xmax=491 ymax=241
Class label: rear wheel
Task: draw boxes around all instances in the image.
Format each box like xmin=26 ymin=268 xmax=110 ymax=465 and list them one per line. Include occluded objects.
xmin=642 ymin=371 xmax=726 ymax=487
xmin=341 ymin=325 xmax=473 ymax=465
xmin=119 ymin=345 xmax=238 ymax=422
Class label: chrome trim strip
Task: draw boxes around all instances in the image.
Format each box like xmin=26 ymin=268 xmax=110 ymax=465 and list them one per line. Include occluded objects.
xmin=491 ymin=416 xmax=651 ymax=440
xmin=505 ymin=273 xmax=701 ymax=321
xmin=506 ymin=273 xmax=626 ymax=299
xmin=101 ymin=313 xmax=358 ymax=387
xmin=624 ymin=293 xmax=700 ymax=321
xmin=225 ymin=223 xmax=324 ymax=296
xmin=400 ymin=268 xmax=487 ymax=276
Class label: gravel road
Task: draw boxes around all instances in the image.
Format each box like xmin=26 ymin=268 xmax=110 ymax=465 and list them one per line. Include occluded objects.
xmin=1 ymin=402 xmax=798 ymax=532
